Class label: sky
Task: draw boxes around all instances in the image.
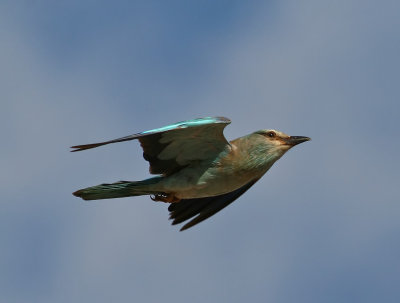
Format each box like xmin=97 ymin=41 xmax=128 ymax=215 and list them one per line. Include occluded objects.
xmin=1 ymin=0 xmax=399 ymax=302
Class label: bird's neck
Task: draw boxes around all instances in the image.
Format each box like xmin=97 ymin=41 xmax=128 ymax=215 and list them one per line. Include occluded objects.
xmin=231 ymin=136 xmax=285 ymax=174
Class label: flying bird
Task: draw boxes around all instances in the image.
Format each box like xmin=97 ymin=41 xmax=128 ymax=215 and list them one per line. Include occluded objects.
xmin=71 ymin=117 xmax=310 ymax=231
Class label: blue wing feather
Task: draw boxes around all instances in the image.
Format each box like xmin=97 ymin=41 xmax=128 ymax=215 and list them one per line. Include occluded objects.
xmin=141 ymin=116 xmax=230 ymax=135
xmin=71 ymin=117 xmax=231 ymax=175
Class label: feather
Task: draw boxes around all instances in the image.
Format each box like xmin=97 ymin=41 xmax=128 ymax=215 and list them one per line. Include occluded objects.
xmin=71 ymin=117 xmax=231 ymax=176
xmin=73 ymin=177 xmax=162 ymax=200
xmin=168 ymin=178 xmax=259 ymax=231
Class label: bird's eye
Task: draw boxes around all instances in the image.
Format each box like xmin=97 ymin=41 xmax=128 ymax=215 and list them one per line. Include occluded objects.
xmin=266 ymin=131 xmax=276 ymax=138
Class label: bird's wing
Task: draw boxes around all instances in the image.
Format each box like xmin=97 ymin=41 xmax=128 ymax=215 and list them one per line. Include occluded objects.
xmin=168 ymin=178 xmax=259 ymax=231
xmin=71 ymin=117 xmax=231 ymax=175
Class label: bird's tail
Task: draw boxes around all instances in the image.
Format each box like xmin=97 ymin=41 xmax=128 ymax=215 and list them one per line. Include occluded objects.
xmin=73 ymin=177 xmax=162 ymax=201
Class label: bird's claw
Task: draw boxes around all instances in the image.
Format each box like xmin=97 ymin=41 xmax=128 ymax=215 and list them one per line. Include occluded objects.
xmin=151 ymin=193 xmax=180 ymax=203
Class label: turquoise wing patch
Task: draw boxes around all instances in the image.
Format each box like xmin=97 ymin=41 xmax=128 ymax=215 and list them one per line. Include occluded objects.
xmin=70 ymin=117 xmax=231 ymax=175
xmin=141 ymin=116 xmax=230 ymax=135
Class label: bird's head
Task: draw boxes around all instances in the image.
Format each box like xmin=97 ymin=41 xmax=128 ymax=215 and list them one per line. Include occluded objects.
xmin=251 ymin=129 xmax=311 ymax=158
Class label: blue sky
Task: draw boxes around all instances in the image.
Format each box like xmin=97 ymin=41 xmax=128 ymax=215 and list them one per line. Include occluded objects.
xmin=1 ymin=1 xmax=399 ymax=302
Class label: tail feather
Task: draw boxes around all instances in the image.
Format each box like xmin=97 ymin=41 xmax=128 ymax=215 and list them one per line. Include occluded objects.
xmin=73 ymin=177 xmax=162 ymax=201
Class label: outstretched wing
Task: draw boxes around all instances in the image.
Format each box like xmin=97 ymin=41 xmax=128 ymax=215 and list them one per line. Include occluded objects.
xmin=168 ymin=179 xmax=259 ymax=231
xmin=71 ymin=117 xmax=231 ymax=175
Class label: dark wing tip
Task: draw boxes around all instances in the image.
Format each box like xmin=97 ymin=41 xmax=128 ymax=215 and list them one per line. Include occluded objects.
xmin=70 ymin=142 xmax=107 ymax=152
xmin=180 ymin=225 xmax=191 ymax=232
xmin=168 ymin=179 xmax=259 ymax=231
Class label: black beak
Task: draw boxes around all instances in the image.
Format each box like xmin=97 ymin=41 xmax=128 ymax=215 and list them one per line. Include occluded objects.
xmin=285 ymin=136 xmax=311 ymax=146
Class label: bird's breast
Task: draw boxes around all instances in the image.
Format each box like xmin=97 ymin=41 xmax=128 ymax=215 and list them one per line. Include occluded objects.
xmin=161 ymin=159 xmax=264 ymax=199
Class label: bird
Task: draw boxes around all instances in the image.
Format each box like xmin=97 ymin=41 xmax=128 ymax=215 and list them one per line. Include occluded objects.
xmin=71 ymin=117 xmax=310 ymax=231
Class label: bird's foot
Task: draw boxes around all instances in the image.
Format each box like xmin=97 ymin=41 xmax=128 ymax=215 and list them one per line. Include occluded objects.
xmin=151 ymin=193 xmax=181 ymax=203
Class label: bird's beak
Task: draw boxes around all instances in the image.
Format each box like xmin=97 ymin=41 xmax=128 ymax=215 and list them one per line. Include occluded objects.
xmin=284 ymin=136 xmax=311 ymax=146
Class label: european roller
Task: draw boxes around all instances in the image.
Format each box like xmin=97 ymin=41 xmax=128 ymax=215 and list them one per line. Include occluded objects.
xmin=72 ymin=117 xmax=310 ymax=231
